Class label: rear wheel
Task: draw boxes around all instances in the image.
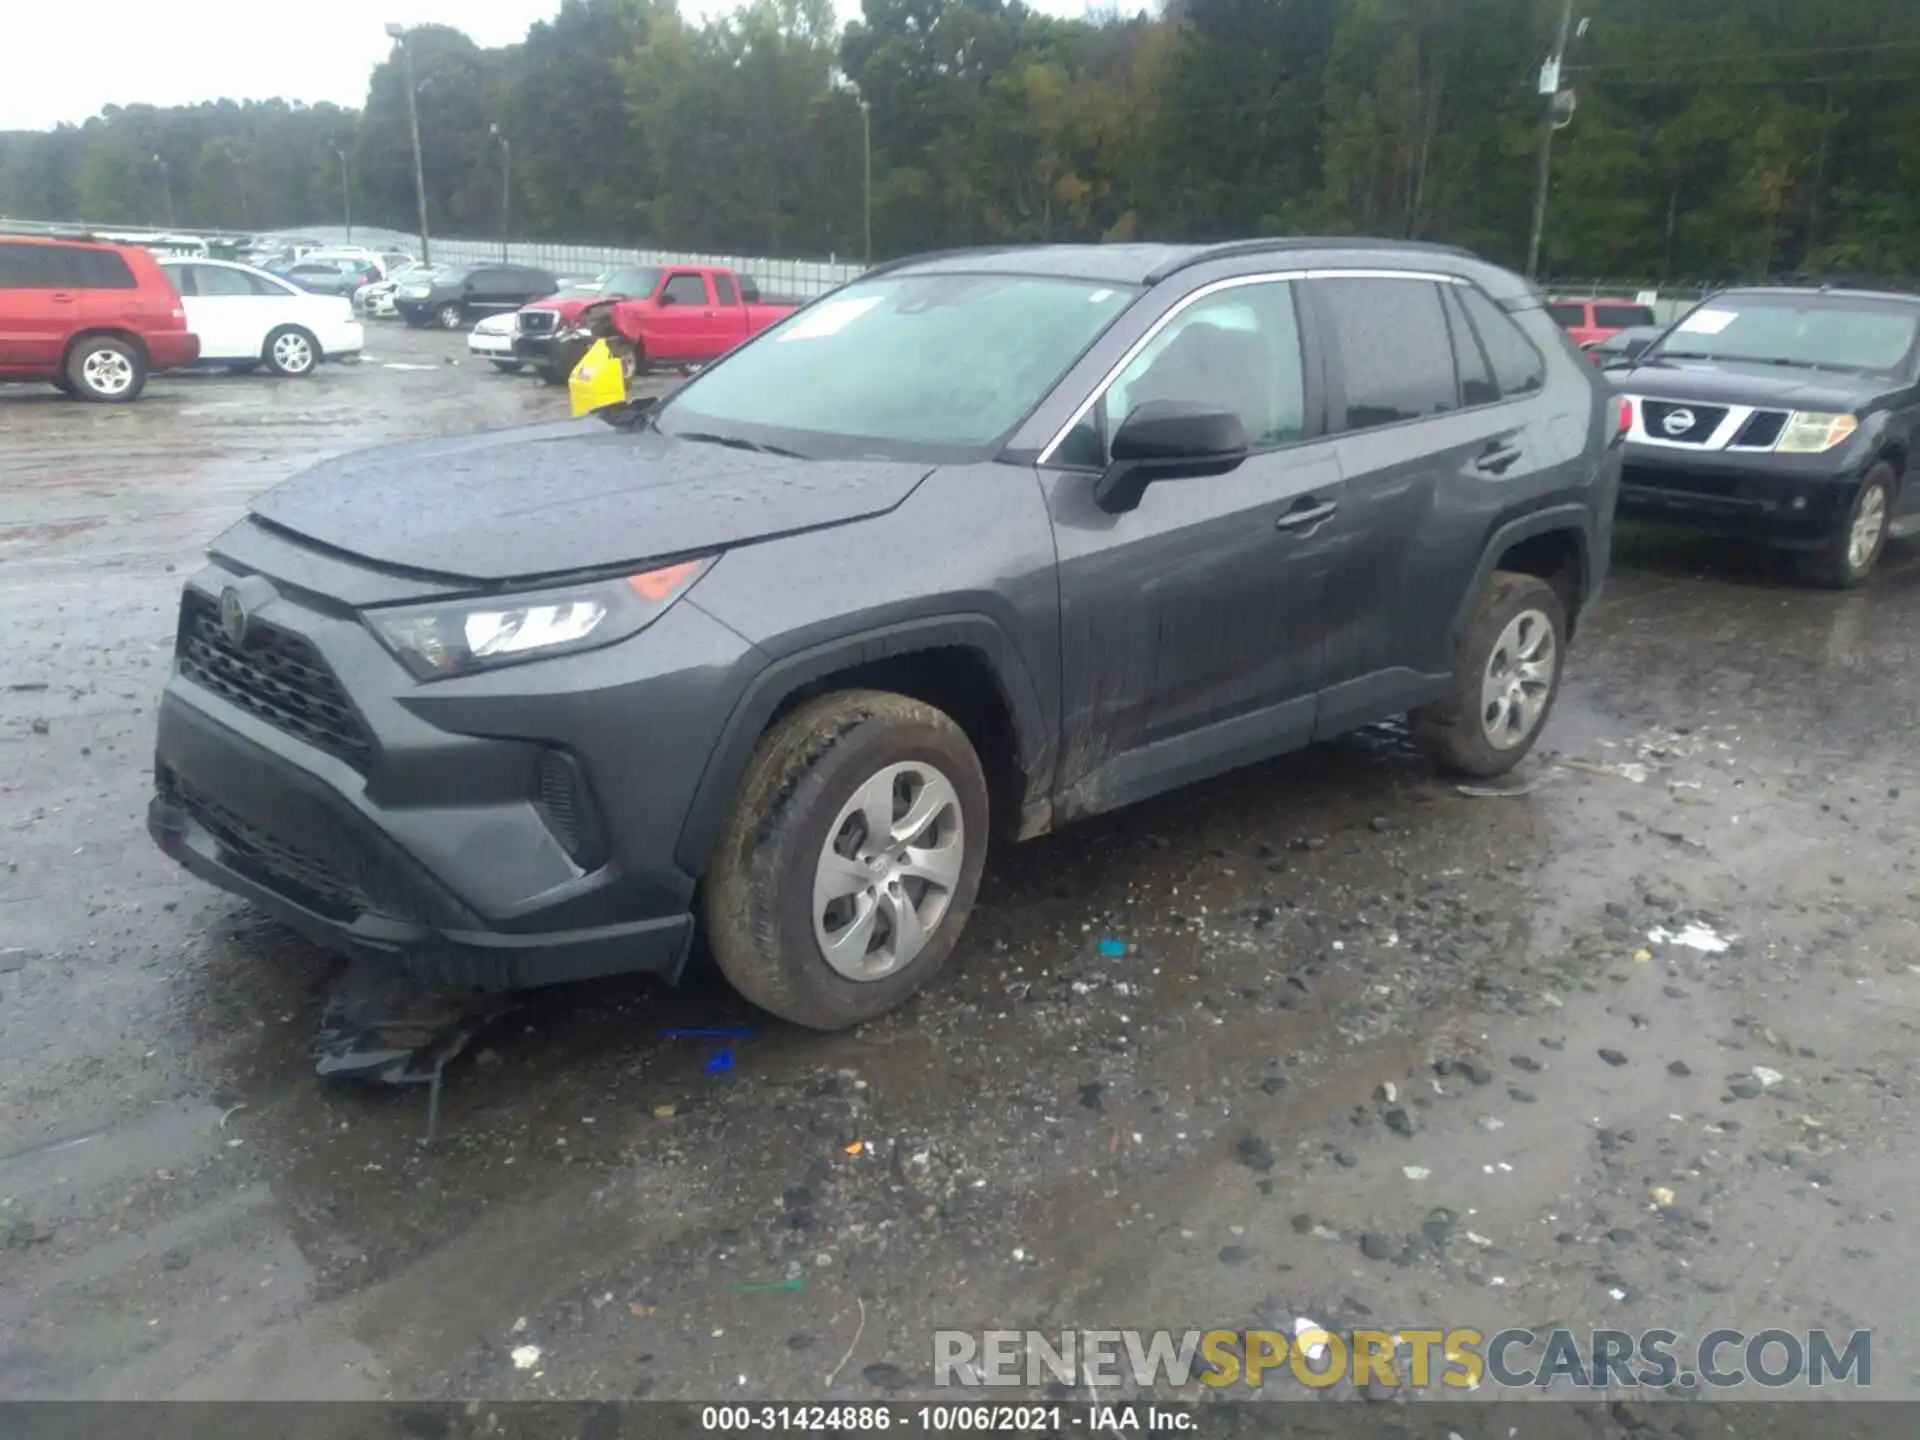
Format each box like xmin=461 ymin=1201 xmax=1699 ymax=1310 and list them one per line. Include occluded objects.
xmin=704 ymin=690 xmax=989 ymax=1030
xmin=1803 ymin=462 xmax=1894 ymax=589
xmin=264 ymin=326 xmax=319 ymax=377
xmin=1414 ymin=572 xmax=1566 ymax=778
xmin=66 ymin=336 xmax=146 ymax=403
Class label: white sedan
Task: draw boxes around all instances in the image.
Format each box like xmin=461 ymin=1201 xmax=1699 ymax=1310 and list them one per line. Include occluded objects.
xmin=469 ymin=313 xmax=524 ymax=373
xmin=159 ymin=257 xmax=363 ymax=377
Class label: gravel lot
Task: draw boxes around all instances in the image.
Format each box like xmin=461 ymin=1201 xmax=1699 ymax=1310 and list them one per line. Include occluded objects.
xmin=4 ymin=322 xmax=1920 ymax=1410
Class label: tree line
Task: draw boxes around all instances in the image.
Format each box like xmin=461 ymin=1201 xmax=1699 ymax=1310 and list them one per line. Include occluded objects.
xmin=2 ymin=0 xmax=1917 ymax=283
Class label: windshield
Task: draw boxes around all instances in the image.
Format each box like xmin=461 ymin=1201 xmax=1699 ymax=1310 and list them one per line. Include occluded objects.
xmin=657 ymin=272 xmax=1140 ymax=459
xmin=1652 ymin=295 xmax=1920 ymax=373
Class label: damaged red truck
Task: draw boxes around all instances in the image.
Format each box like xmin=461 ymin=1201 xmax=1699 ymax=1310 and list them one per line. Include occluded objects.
xmin=515 ymin=263 xmax=796 ymax=384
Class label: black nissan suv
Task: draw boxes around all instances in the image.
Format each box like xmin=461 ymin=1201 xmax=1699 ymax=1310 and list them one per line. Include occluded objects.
xmin=148 ymin=238 xmax=1622 ymax=1031
xmin=1605 ymin=284 xmax=1920 ymax=587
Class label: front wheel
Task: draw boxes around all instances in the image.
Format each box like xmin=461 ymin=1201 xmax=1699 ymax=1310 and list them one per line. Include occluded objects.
xmin=1803 ymin=463 xmax=1894 ymax=589
xmin=490 ymin=360 xmax=524 ymax=375
xmin=264 ymin=326 xmax=319 ymax=377
xmin=1414 ymin=572 xmax=1566 ymax=778
xmin=704 ymin=690 xmax=989 ymax=1030
xmin=437 ymin=302 xmax=466 ymax=331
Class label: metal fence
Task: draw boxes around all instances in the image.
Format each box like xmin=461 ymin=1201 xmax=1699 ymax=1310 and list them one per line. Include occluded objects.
xmin=296 ymin=225 xmax=866 ymax=299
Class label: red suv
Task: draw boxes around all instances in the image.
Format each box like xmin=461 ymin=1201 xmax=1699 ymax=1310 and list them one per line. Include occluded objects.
xmin=1545 ymin=296 xmax=1658 ymax=351
xmin=0 ymin=234 xmax=200 ymax=402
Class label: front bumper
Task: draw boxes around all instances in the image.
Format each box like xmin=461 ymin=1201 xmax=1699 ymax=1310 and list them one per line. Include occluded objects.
xmin=515 ymin=331 xmax=589 ymax=373
xmin=468 ymin=335 xmax=516 ymax=358
xmin=1617 ymin=445 xmax=1860 ymax=549
xmin=147 ymin=554 xmax=759 ymax=991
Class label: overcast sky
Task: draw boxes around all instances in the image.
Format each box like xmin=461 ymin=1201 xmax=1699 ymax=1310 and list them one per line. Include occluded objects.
xmin=3 ymin=0 xmax=1106 ymax=131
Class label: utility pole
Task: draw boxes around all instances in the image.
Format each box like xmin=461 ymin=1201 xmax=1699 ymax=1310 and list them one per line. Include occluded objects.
xmin=153 ymin=154 xmax=175 ymax=230
xmin=387 ymin=23 xmax=431 ymax=263
xmin=336 ymin=147 xmax=352 ymax=242
xmin=859 ymin=97 xmax=872 ymax=267
xmin=490 ymin=123 xmax=511 ymax=261
xmin=1525 ymin=0 xmax=1577 ymax=282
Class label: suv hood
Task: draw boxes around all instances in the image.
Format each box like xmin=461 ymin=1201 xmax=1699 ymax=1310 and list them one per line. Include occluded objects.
xmin=245 ymin=421 xmax=933 ymax=584
xmin=1606 ymin=357 xmax=1884 ymax=412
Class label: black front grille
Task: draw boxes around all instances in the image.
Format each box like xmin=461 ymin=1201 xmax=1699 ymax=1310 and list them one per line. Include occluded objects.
xmin=177 ymin=591 xmax=372 ymax=770
xmin=1731 ymin=410 xmax=1788 ymax=449
xmin=519 ymin=309 xmax=557 ymax=336
xmin=164 ymin=771 xmax=368 ymax=920
xmin=1641 ymin=401 xmax=1728 ymax=445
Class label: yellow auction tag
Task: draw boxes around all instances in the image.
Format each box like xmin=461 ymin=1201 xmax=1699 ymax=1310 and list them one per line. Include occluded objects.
xmin=569 ymin=339 xmax=627 ymax=417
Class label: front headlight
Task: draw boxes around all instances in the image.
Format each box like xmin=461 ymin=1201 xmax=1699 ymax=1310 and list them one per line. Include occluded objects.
xmin=364 ymin=559 xmax=713 ymax=680
xmin=1776 ymin=411 xmax=1858 ymax=454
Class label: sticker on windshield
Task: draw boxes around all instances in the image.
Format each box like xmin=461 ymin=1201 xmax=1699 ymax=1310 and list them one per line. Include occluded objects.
xmin=1090 ymin=289 xmax=1114 ymax=303
xmin=776 ymin=295 xmax=884 ymax=341
xmin=1677 ymin=308 xmax=1737 ymax=336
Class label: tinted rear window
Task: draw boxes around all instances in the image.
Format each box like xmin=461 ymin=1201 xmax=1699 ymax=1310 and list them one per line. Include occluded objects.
xmin=70 ymin=249 xmax=138 ymax=289
xmin=1545 ymin=302 xmax=1586 ymax=328
xmin=1318 ymin=277 xmax=1458 ymax=431
xmin=1595 ymin=303 xmax=1656 ymax=328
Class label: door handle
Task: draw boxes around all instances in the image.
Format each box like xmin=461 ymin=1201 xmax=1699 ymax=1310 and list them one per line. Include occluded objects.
xmin=49 ymin=292 xmax=75 ymax=304
xmin=1474 ymin=440 xmax=1524 ymax=475
xmin=1275 ymin=497 xmax=1338 ymax=532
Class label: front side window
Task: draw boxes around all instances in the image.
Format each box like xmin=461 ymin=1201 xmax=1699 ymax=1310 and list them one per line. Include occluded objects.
xmin=0 ymin=242 xmax=71 ymax=288
xmin=659 ymin=271 xmax=1139 ymax=460
xmin=1319 ymin=277 xmax=1457 ymax=432
xmin=1545 ymin=302 xmax=1586 ymax=329
xmin=1653 ymin=294 xmax=1920 ymax=374
xmin=661 ymin=272 xmax=709 ymax=306
xmin=1094 ymin=281 xmax=1307 ymax=454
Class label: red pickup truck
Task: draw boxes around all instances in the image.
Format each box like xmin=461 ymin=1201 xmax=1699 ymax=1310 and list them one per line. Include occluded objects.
xmin=519 ymin=263 xmax=795 ymax=384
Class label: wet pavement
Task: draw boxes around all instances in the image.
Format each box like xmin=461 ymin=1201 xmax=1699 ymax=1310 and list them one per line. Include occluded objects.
xmin=4 ymin=325 xmax=1919 ymax=1405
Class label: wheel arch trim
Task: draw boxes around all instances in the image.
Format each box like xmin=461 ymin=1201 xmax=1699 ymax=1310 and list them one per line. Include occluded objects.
xmin=674 ymin=614 xmax=1050 ymax=876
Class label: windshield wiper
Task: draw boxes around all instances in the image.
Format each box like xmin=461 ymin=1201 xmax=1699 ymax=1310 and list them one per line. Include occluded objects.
xmin=673 ymin=430 xmax=810 ymax=460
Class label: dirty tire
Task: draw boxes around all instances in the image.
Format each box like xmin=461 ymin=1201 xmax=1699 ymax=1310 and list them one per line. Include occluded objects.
xmin=704 ymin=690 xmax=989 ymax=1031
xmin=437 ymin=302 xmax=466 ymax=330
xmin=538 ymin=365 xmax=567 ymax=386
xmin=1414 ymin=571 xmax=1566 ymax=779
xmin=66 ymin=336 xmax=146 ymax=403
xmin=1802 ymin=461 xmax=1894 ymax=590
xmin=263 ymin=325 xmax=319 ymax=377
xmin=490 ymin=360 xmax=524 ymax=375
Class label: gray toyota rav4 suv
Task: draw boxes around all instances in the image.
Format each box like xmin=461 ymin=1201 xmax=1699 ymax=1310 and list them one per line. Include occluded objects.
xmin=149 ymin=239 xmax=1624 ymax=1030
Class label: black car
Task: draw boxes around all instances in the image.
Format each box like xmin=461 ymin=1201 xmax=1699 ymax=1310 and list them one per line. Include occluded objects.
xmin=1607 ymin=285 xmax=1920 ymax=587
xmin=394 ymin=262 xmax=560 ymax=329
xmin=147 ymin=238 xmax=1621 ymax=1031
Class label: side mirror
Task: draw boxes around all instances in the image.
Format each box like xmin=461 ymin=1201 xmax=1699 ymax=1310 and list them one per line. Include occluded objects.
xmin=656 ymin=291 xmax=676 ymax=307
xmin=1093 ymin=401 xmax=1249 ymax=513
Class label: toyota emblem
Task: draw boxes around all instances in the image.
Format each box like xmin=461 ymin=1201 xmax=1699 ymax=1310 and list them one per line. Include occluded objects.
xmin=219 ymin=586 xmax=249 ymax=647
xmin=1661 ymin=407 xmax=1697 ymax=437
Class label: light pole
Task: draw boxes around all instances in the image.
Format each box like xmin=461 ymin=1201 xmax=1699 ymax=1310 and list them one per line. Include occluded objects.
xmin=386 ymin=22 xmax=431 ymax=263
xmin=335 ymin=147 xmax=352 ymax=242
xmin=489 ymin=122 xmax=511 ymax=262
xmin=1525 ymin=0 xmax=1579 ymax=281
xmin=153 ymin=154 xmax=175 ymax=230
xmin=859 ymin=97 xmax=871 ymax=267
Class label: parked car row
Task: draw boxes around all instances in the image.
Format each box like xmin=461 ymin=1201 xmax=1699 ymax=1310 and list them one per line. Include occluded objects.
xmin=0 ymin=231 xmax=362 ymax=400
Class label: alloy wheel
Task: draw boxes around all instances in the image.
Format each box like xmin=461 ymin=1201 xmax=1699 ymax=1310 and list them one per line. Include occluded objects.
xmin=812 ymin=761 xmax=965 ymax=981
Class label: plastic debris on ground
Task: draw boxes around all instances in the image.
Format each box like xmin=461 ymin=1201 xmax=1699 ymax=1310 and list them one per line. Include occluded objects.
xmin=1648 ymin=921 xmax=1731 ymax=953
xmin=510 ymin=1345 xmax=542 ymax=1370
xmin=1097 ymin=938 xmax=1127 ymax=957
xmin=705 ymin=1048 xmax=735 ymax=1075
xmin=310 ymin=959 xmax=518 ymax=1142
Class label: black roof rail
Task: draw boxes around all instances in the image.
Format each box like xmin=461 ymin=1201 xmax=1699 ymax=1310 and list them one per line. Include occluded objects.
xmin=1145 ymin=235 xmax=1479 ymax=283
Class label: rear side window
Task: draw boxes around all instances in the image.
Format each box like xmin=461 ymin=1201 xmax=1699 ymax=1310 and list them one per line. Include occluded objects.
xmin=1318 ymin=277 xmax=1457 ymax=432
xmin=0 ymin=242 xmax=73 ymax=288
xmin=1545 ymin=302 xmax=1586 ymax=328
xmin=69 ymin=248 xmax=137 ymax=289
xmin=1595 ymin=303 xmax=1656 ymax=328
xmin=713 ymin=272 xmax=738 ymax=305
xmin=1440 ymin=285 xmax=1498 ymax=407
xmin=1459 ymin=287 xmax=1547 ymax=398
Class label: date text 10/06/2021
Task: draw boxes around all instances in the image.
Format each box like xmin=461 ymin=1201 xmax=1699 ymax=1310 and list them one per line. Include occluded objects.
xmin=699 ymin=1407 xmax=1184 ymax=1432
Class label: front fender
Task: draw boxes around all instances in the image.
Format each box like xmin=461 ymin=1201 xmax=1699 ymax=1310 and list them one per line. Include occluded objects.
xmin=673 ymin=614 xmax=1051 ymax=874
